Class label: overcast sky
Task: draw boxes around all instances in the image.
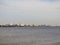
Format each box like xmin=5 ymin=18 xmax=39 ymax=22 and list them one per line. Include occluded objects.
xmin=0 ymin=0 xmax=60 ymax=25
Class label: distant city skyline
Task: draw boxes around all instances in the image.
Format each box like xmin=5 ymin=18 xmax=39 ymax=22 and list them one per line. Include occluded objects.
xmin=0 ymin=0 xmax=60 ymax=26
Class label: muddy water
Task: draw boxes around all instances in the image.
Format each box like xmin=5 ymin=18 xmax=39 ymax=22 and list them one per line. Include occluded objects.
xmin=0 ymin=27 xmax=60 ymax=45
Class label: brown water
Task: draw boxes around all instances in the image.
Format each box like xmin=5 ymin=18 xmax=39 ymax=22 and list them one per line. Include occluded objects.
xmin=0 ymin=27 xmax=60 ymax=45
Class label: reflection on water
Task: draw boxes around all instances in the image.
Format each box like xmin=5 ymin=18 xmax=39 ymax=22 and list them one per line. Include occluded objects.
xmin=0 ymin=27 xmax=60 ymax=45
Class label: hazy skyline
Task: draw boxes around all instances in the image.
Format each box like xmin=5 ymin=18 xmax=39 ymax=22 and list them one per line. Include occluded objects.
xmin=0 ymin=0 xmax=60 ymax=25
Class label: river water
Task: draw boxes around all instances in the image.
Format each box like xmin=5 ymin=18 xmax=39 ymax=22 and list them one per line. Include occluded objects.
xmin=0 ymin=27 xmax=60 ymax=45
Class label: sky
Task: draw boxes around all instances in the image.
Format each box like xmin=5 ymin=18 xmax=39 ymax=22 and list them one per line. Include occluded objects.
xmin=0 ymin=0 xmax=60 ymax=25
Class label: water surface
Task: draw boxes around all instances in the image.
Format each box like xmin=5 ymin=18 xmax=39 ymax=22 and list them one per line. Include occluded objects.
xmin=0 ymin=27 xmax=60 ymax=45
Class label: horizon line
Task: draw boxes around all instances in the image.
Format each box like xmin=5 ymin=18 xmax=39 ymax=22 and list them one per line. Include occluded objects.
xmin=0 ymin=24 xmax=60 ymax=26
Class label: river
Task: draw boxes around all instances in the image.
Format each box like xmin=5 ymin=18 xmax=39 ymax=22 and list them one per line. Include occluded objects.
xmin=0 ymin=27 xmax=60 ymax=45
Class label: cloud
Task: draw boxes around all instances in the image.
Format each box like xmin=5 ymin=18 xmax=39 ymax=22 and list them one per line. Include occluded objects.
xmin=0 ymin=0 xmax=60 ymax=25
xmin=0 ymin=0 xmax=60 ymax=14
